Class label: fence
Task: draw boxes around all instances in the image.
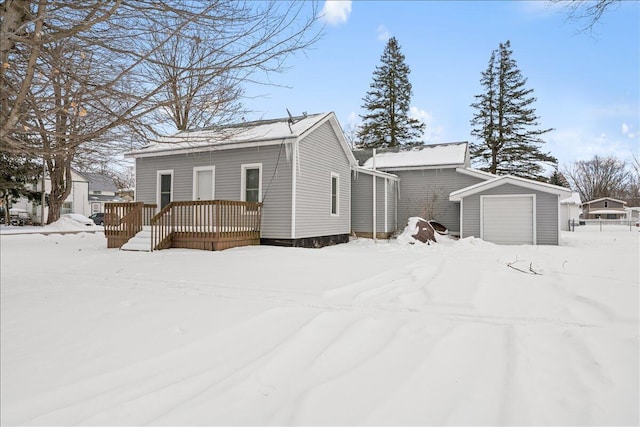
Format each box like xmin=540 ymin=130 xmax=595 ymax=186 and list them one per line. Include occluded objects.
xmin=568 ymin=218 xmax=639 ymax=232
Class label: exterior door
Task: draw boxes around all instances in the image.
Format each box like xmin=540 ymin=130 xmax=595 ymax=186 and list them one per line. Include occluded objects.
xmin=195 ymin=169 xmax=214 ymax=201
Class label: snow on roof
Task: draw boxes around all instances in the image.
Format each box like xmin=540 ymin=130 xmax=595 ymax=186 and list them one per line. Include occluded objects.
xmin=561 ymin=192 xmax=582 ymax=205
xmin=361 ymin=142 xmax=468 ymax=169
xmin=450 ymin=175 xmax=573 ymax=201
xmin=81 ymin=172 xmax=118 ymax=192
xmin=583 ymin=197 xmax=627 ymax=205
xmin=130 ymin=112 xmax=331 ymax=156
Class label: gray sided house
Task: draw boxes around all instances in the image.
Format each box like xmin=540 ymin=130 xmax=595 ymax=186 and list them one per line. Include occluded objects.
xmin=450 ymin=176 xmax=572 ymax=245
xmin=582 ymin=197 xmax=627 ymax=219
xmin=129 ymin=112 xmax=357 ymax=247
xmin=357 ymin=142 xmax=494 ymax=235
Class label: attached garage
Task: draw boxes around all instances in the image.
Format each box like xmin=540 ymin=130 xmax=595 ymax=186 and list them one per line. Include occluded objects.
xmin=450 ymin=176 xmax=572 ymax=245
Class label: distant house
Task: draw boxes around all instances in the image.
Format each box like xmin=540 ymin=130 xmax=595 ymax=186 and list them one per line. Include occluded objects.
xmin=12 ymin=169 xmax=90 ymax=224
xmin=129 ymin=112 xmax=364 ymax=247
xmin=560 ymin=192 xmax=582 ymax=230
xmin=582 ymin=197 xmax=627 ymax=219
xmin=84 ymin=172 xmax=120 ymax=214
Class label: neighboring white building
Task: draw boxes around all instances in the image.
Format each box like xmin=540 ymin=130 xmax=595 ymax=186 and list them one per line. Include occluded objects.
xmin=625 ymin=206 xmax=640 ymax=222
xmin=12 ymin=170 xmax=120 ymax=224
xmin=560 ymin=192 xmax=582 ymax=231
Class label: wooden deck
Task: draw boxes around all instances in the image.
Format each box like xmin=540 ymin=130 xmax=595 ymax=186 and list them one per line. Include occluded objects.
xmin=105 ymin=200 xmax=262 ymax=251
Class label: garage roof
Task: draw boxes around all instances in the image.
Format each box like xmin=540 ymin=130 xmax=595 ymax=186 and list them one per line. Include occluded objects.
xmin=449 ymin=175 xmax=573 ymax=201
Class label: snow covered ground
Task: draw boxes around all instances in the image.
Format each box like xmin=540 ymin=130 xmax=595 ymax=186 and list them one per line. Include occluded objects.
xmin=1 ymin=226 xmax=638 ymax=425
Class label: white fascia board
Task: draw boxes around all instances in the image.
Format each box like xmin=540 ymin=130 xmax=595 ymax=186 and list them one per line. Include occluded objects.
xmin=377 ymin=163 xmax=465 ymax=172
xmin=126 ymin=137 xmax=296 ymax=159
xmin=450 ymin=176 xmax=572 ymax=201
xmin=455 ymin=167 xmax=496 ymax=180
xmin=355 ymin=166 xmax=399 ymax=181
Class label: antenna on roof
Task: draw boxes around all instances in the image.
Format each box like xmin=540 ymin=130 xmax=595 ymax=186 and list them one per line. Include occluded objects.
xmin=286 ymin=108 xmax=294 ymax=134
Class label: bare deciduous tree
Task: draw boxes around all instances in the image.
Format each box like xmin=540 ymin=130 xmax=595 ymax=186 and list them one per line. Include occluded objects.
xmin=562 ymin=155 xmax=630 ymax=202
xmin=1 ymin=0 xmax=320 ymax=223
xmin=554 ymin=0 xmax=619 ymax=33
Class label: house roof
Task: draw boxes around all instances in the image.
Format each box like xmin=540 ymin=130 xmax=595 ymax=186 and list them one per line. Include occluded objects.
xmin=360 ymin=142 xmax=469 ymax=170
xmin=583 ymin=197 xmax=627 ymax=205
xmin=80 ymin=172 xmax=118 ymax=192
xmin=449 ymin=175 xmax=573 ymax=201
xmin=560 ymin=192 xmax=582 ymax=205
xmin=128 ymin=112 xmax=342 ymax=158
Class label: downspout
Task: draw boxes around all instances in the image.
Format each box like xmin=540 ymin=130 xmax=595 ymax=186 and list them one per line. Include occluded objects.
xmin=372 ymin=149 xmax=377 ymax=242
xmin=291 ymin=140 xmax=297 ymax=239
xmin=384 ymin=177 xmax=388 ymax=233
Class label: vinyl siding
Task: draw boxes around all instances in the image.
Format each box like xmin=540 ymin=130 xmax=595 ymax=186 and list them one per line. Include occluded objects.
xmin=295 ymin=121 xmax=351 ymax=238
xmin=135 ymin=145 xmax=293 ymax=239
xmin=389 ymin=168 xmax=487 ymax=233
xmin=350 ymin=172 xmax=398 ymax=234
xmin=351 ymin=172 xmax=373 ymax=233
xmin=460 ymin=183 xmax=559 ymax=245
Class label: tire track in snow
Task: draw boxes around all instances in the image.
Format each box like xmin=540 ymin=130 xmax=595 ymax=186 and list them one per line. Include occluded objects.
xmin=8 ymin=307 xmax=314 ymax=425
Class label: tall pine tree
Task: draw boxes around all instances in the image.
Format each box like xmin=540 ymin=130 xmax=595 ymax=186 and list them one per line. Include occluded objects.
xmin=358 ymin=37 xmax=424 ymax=148
xmin=470 ymin=41 xmax=556 ymax=180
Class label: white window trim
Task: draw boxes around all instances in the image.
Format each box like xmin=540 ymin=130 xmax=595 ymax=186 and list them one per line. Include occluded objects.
xmin=331 ymin=172 xmax=340 ymax=216
xmin=156 ymin=169 xmax=174 ymax=211
xmin=241 ymin=163 xmax=262 ymax=203
xmin=192 ymin=166 xmax=215 ymax=201
xmin=480 ymin=194 xmax=536 ymax=245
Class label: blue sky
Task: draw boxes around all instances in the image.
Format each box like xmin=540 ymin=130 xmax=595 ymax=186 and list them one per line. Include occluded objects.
xmin=245 ymin=0 xmax=639 ymax=169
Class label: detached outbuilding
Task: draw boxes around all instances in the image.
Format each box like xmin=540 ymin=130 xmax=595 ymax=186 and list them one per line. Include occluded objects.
xmin=450 ymin=176 xmax=572 ymax=245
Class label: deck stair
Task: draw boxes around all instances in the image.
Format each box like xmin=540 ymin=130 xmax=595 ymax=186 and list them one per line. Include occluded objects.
xmin=120 ymin=226 xmax=152 ymax=252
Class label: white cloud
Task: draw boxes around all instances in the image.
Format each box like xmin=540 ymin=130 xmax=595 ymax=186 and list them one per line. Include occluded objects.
xmin=376 ymin=24 xmax=390 ymax=41
xmin=347 ymin=111 xmax=359 ymax=126
xmin=547 ymin=127 xmax=637 ymax=166
xmin=320 ymin=1 xmax=352 ymax=26
xmin=621 ymin=122 xmax=637 ymax=139
xmin=410 ymin=106 xmax=443 ymax=143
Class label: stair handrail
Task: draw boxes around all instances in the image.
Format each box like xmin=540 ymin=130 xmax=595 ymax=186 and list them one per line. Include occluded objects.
xmin=150 ymin=202 xmax=174 ymax=251
xmin=118 ymin=202 xmax=144 ymax=244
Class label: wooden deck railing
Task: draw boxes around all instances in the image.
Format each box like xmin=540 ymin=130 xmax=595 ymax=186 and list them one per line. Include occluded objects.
xmin=150 ymin=200 xmax=263 ymax=251
xmin=104 ymin=202 xmax=157 ymax=248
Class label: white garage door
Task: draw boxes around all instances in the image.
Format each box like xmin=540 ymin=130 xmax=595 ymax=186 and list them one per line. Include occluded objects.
xmin=482 ymin=195 xmax=535 ymax=245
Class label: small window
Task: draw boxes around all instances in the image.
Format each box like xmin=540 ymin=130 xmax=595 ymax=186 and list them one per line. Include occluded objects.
xmin=604 ymin=201 xmax=608 ymax=208
xmin=157 ymin=170 xmax=173 ymax=210
xmin=331 ymin=173 xmax=339 ymax=215
xmin=61 ymin=202 xmax=72 ymax=215
xmin=245 ymin=169 xmax=259 ymax=202
xmin=241 ymin=164 xmax=262 ymax=206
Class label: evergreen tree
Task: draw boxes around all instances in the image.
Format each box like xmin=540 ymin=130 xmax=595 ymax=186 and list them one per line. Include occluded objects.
xmin=358 ymin=37 xmax=425 ymax=148
xmin=470 ymin=40 xmax=556 ymax=180
xmin=549 ymin=169 xmax=570 ymax=188
xmin=0 ymin=151 xmax=41 ymax=224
